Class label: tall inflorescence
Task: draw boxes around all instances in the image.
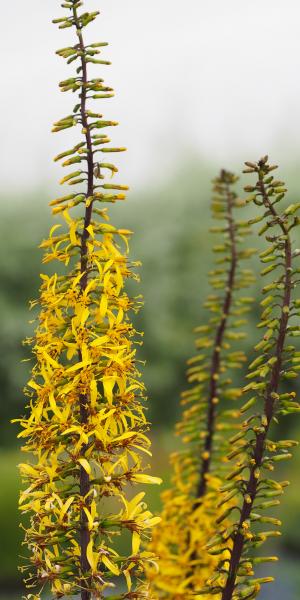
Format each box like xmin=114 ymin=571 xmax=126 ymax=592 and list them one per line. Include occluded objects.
xmin=147 ymin=170 xmax=255 ymax=598
xmin=203 ymin=157 xmax=300 ymax=600
xmin=15 ymin=2 xmax=161 ymax=599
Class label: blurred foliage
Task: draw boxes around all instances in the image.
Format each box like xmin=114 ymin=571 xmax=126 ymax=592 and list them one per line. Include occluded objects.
xmin=1 ymin=158 xmax=300 ymax=591
xmin=0 ymin=192 xmax=50 ymax=446
xmin=0 ymin=451 xmax=22 ymax=587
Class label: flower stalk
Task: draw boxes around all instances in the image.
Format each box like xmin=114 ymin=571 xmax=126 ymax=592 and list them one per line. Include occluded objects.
xmin=205 ymin=156 xmax=300 ymax=600
xmin=147 ymin=170 xmax=255 ymax=598
xmin=197 ymin=170 xmax=239 ymax=498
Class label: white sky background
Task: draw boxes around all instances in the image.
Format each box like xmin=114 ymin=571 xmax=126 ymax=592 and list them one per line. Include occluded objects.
xmin=1 ymin=0 xmax=300 ymax=195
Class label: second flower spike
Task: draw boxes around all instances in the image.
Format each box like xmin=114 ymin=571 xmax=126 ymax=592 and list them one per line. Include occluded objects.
xmin=147 ymin=170 xmax=255 ymax=598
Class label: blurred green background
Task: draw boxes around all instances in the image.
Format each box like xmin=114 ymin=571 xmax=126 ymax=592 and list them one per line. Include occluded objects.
xmin=1 ymin=158 xmax=300 ymax=598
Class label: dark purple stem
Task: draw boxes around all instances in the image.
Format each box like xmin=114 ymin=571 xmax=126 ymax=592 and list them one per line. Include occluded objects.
xmin=72 ymin=6 xmax=95 ymax=600
xmin=221 ymin=178 xmax=292 ymax=600
xmin=197 ymin=175 xmax=237 ymax=498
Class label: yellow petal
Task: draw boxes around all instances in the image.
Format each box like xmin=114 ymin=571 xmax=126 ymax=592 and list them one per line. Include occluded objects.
xmin=60 ymin=496 xmax=75 ymax=521
xmin=83 ymin=507 xmax=94 ymax=531
xmin=145 ymin=516 xmax=161 ymax=528
xmin=19 ymin=463 xmax=39 ymax=478
xmin=27 ymin=380 xmax=41 ymax=391
xmin=124 ymin=569 xmax=132 ymax=591
xmin=86 ymin=224 xmax=95 ymax=238
xmin=131 ymin=474 xmax=162 ymax=485
xmin=78 ymin=458 xmax=91 ymax=475
xmin=86 ymin=539 xmax=96 ymax=572
xmin=132 ymin=531 xmax=140 ymax=555
xmin=103 ymin=376 xmax=115 ymax=403
xmin=102 ymin=554 xmax=120 ymax=576
xmin=64 ymin=360 xmax=90 ymax=374
xmin=90 ymin=379 xmax=98 ymax=408
xmin=100 ymin=294 xmax=108 ymax=318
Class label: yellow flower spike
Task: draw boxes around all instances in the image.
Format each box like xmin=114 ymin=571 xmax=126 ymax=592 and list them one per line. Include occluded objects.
xmin=16 ymin=2 xmax=160 ymax=599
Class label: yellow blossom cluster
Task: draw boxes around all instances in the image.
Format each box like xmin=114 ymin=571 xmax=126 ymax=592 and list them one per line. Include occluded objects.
xmin=147 ymin=475 xmax=229 ymax=599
